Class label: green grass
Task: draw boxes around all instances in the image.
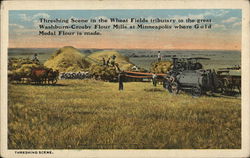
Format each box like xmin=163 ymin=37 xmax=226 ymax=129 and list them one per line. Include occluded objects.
xmin=8 ymin=80 xmax=241 ymax=149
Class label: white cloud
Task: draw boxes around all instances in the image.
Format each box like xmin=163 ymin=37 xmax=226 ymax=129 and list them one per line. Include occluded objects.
xmin=19 ymin=13 xmax=50 ymax=22
xmin=19 ymin=14 xmax=32 ymax=22
xmin=213 ymin=24 xmax=226 ymax=29
xmin=19 ymin=13 xmax=50 ymax=27
xmin=216 ymin=10 xmax=230 ymax=16
xmin=9 ymin=27 xmax=37 ymax=36
xmin=9 ymin=23 xmax=24 ymax=29
xmin=171 ymin=10 xmax=230 ymax=23
xmin=33 ymin=19 xmax=42 ymax=28
xmin=204 ymin=10 xmax=229 ymax=17
xmin=187 ymin=14 xmax=205 ymax=19
xmin=222 ymin=17 xmax=238 ymax=23
xmin=232 ymin=22 xmax=241 ymax=27
xmin=32 ymin=13 xmax=50 ymax=19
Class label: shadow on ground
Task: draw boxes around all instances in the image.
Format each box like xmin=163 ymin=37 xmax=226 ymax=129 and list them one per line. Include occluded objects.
xmin=10 ymin=83 xmax=68 ymax=87
xmin=144 ymin=88 xmax=165 ymax=92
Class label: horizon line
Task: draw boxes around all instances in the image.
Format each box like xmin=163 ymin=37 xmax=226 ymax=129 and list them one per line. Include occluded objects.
xmin=8 ymin=47 xmax=241 ymax=51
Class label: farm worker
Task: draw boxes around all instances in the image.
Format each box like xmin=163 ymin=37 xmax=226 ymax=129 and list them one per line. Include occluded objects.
xmin=152 ymin=73 xmax=157 ymax=86
xmin=102 ymin=57 xmax=106 ymax=65
xmin=118 ymin=72 xmax=124 ymax=90
xmin=111 ymin=55 xmax=116 ymax=60
xmin=132 ymin=65 xmax=138 ymax=71
xmin=32 ymin=53 xmax=40 ymax=63
xmin=106 ymin=58 xmax=110 ymax=66
xmin=111 ymin=55 xmax=116 ymax=66
xmin=157 ymin=51 xmax=161 ymax=62
xmin=111 ymin=60 xmax=115 ymax=67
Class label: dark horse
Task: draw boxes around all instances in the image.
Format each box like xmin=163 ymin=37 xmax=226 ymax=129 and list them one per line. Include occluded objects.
xmin=31 ymin=68 xmax=59 ymax=85
xmin=47 ymin=69 xmax=59 ymax=84
xmin=31 ymin=68 xmax=48 ymax=84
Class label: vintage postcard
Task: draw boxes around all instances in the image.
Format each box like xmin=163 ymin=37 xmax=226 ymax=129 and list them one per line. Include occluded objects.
xmin=1 ymin=0 xmax=249 ymax=158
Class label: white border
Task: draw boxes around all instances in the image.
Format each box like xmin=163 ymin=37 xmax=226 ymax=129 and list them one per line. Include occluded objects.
xmin=1 ymin=1 xmax=249 ymax=158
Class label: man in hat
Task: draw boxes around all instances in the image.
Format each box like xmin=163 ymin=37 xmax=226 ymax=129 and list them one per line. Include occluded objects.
xmin=32 ymin=53 xmax=40 ymax=64
xmin=106 ymin=57 xmax=110 ymax=66
xmin=157 ymin=51 xmax=161 ymax=62
xmin=118 ymin=72 xmax=125 ymax=90
xmin=102 ymin=57 xmax=106 ymax=66
xmin=152 ymin=73 xmax=157 ymax=87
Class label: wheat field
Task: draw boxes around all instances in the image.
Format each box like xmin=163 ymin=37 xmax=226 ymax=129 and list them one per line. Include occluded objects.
xmin=8 ymin=80 xmax=241 ymax=149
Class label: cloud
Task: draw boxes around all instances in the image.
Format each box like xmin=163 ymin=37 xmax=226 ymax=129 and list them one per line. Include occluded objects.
xmin=171 ymin=10 xmax=230 ymax=22
xmin=32 ymin=13 xmax=50 ymax=19
xmin=19 ymin=13 xmax=50 ymax=22
xmin=213 ymin=24 xmax=226 ymax=29
xmin=32 ymin=13 xmax=51 ymax=27
xmin=9 ymin=27 xmax=37 ymax=37
xmin=222 ymin=17 xmax=238 ymax=23
xmin=9 ymin=23 xmax=24 ymax=29
xmin=204 ymin=10 xmax=229 ymax=17
xmin=232 ymin=22 xmax=241 ymax=27
xmin=19 ymin=13 xmax=51 ymax=27
xmin=19 ymin=14 xmax=32 ymax=22
xmin=216 ymin=10 xmax=230 ymax=16
xmin=33 ymin=20 xmax=41 ymax=28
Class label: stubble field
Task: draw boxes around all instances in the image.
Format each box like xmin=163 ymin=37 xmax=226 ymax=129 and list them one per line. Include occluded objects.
xmin=8 ymin=80 xmax=241 ymax=149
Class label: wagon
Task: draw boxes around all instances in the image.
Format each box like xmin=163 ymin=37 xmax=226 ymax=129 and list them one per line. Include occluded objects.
xmin=217 ymin=69 xmax=241 ymax=94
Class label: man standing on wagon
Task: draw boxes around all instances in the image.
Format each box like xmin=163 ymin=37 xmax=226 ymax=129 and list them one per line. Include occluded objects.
xmin=157 ymin=51 xmax=161 ymax=62
xmin=32 ymin=53 xmax=40 ymax=64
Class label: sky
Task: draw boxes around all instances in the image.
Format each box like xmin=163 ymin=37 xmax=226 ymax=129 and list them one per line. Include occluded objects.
xmin=9 ymin=9 xmax=241 ymax=50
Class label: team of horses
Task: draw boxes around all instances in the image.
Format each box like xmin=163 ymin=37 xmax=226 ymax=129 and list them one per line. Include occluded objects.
xmin=9 ymin=68 xmax=59 ymax=85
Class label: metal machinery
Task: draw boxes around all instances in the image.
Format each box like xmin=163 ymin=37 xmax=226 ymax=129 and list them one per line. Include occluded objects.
xmin=216 ymin=67 xmax=241 ymax=94
xmin=163 ymin=57 xmax=221 ymax=96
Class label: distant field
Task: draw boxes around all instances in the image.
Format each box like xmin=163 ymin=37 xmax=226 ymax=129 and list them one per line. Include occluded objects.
xmin=8 ymin=80 xmax=241 ymax=149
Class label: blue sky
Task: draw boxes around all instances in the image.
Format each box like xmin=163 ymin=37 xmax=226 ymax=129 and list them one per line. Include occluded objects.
xmin=9 ymin=9 xmax=241 ymax=29
xmin=9 ymin=9 xmax=242 ymax=50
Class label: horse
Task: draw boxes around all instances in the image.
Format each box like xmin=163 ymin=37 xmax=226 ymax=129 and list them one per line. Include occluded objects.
xmin=47 ymin=69 xmax=59 ymax=84
xmin=31 ymin=68 xmax=48 ymax=84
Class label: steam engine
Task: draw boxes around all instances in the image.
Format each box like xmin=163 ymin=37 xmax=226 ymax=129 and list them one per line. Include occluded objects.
xmin=163 ymin=57 xmax=220 ymax=96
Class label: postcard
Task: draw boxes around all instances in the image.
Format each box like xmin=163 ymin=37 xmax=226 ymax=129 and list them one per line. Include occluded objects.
xmin=1 ymin=0 xmax=249 ymax=158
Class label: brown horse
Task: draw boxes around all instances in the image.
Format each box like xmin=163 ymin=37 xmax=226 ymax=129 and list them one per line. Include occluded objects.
xmin=31 ymin=68 xmax=48 ymax=84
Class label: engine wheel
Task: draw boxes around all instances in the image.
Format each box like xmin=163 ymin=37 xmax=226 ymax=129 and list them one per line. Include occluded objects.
xmin=170 ymin=82 xmax=179 ymax=94
xmin=191 ymin=86 xmax=202 ymax=97
xmin=216 ymin=80 xmax=225 ymax=93
xmin=221 ymin=78 xmax=233 ymax=94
